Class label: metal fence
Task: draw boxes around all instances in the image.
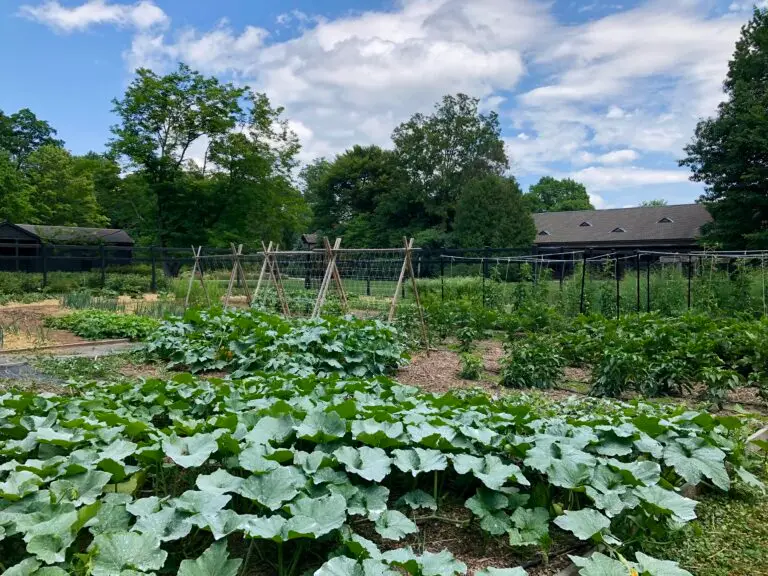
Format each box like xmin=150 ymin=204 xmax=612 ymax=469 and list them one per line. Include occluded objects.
xmin=0 ymin=242 xmax=766 ymax=317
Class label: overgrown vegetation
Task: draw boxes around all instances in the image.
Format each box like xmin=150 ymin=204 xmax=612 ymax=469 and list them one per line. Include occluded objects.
xmin=146 ymin=307 xmax=408 ymax=377
xmin=0 ymin=371 xmax=763 ymax=575
xmin=45 ymin=310 xmax=160 ymax=341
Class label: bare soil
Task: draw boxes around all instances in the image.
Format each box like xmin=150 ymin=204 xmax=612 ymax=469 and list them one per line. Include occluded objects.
xmin=399 ymin=340 xmax=768 ymax=414
xmin=0 ymin=303 xmax=86 ymax=350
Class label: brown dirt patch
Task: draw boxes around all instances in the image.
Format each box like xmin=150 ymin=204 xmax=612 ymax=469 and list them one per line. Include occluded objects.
xmin=398 ymin=347 xmax=507 ymax=396
xmin=564 ymin=366 xmax=590 ymax=383
xmin=118 ymin=361 xmax=168 ymax=380
xmin=0 ymin=304 xmax=86 ymax=350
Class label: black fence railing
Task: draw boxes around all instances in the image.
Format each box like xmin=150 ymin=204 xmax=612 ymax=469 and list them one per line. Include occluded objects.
xmin=0 ymin=242 xmax=765 ymax=318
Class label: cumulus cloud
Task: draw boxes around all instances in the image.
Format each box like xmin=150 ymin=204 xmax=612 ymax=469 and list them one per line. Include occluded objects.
xmin=568 ymin=166 xmax=694 ymax=191
xmin=19 ymin=0 xmax=168 ymax=32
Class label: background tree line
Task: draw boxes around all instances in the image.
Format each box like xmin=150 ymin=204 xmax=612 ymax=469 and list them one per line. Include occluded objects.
xmin=0 ymin=74 xmax=594 ymax=249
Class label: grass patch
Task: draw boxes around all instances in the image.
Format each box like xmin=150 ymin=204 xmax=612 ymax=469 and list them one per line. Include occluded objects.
xmin=646 ymin=482 xmax=768 ymax=576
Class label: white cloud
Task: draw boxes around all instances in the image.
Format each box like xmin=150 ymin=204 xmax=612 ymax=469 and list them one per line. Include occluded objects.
xmin=569 ymin=166 xmax=694 ymax=191
xmin=596 ymin=149 xmax=639 ymax=164
xmin=19 ymin=0 xmax=168 ymax=32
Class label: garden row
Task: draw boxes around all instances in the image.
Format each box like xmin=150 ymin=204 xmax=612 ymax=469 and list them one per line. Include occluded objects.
xmin=1 ymin=370 xmax=763 ymax=576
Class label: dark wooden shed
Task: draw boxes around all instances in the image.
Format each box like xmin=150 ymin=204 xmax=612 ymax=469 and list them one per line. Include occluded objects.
xmin=0 ymin=221 xmax=134 ymax=272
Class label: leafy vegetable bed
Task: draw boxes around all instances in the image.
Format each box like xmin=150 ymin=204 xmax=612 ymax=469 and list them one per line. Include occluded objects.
xmin=0 ymin=373 xmax=762 ymax=575
xmin=45 ymin=310 xmax=160 ymax=341
xmin=500 ymin=313 xmax=768 ymax=402
xmin=147 ymin=307 xmax=408 ymax=378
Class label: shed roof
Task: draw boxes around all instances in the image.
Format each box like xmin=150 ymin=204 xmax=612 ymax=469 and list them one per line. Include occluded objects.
xmin=2 ymin=222 xmax=134 ymax=245
xmin=532 ymin=204 xmax=712 ymax=246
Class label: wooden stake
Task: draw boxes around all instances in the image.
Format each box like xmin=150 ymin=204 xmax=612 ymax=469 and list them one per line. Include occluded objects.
xmin=389 ymin=237 xmax=409 ymax=322
xmin=224 ymin=243 xmax=250 ymax=307
xmin=184 ymin=246 xmax=210 ymax=308
xmin=313 ymin=238 xmax=343 ymax=318
xmin=253 ymin=241 xmax=273 ymax=304
xmin=404 ymin=238 xmax=429 ymax=349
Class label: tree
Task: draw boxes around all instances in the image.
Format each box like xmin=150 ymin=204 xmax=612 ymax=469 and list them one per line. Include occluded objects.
xmin=24 ymin=145 xmax=108 ymax=227
xmin=0 ymin=151 xmax=34 ymax=222
xmin=454 ymin=175 xmax=535 ymax=248
xmin=680 ymin=7 xmax=768 ymax=249
xmin=641 ymin=199 xmax=668 ymax=207
xmin=303 ymin=145 xmax=416 ymax=247
xmin=109 ymin=63 xmax=248 ymax=246
xmin=526 ymin=177 xmax=594 ymax=212
xmin=0 ymin=108 xmax=63 ymax=169
xmin=392 ymin=94 xmax=508 ymax=233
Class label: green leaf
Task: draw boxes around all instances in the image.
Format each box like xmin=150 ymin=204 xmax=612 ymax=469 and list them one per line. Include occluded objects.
xmin=126 ymin=497 xmax=163 ymax=518
xmin=50 ymin=471 xmax=112 ymax=506
xmin=133 ymin=507 xmax=193 ymax=542
xmin=634 ymin=486 xmax=697 ymax=523
xmin=243 ymin=415 xmax=295 ymax=445
xmin=196 ymin=469 xmax=244 ymax=494
xmin=85 ymin=493 xmax=132 ymax=535
xmin=347 ymin=485 xmax=389 ymax=520
xmin=735 ymin=467 xmax=765 ymax=490
xmin=162 ymin=433 xmax=218 ymax=468
xmin=420 ymin=550 xmax=467 ymax=576
xmin=453 ymin=454 xmax=528 ymax=489
xmin=0 ymin=471 xmax=42 ymax=501
xmin=297 ymin=411 xmax=347 ymax=443
xmin=238 ymin=444 xmax=280 ymax=474
xmin=374 ymin=510 xmax=418 ymax=541
xmin=240 ymin=514 xmax=287 ymax=541
xmin=89 ymin=532 xmax=168 ymax=576
xmin=352 ymin=419 xmax=405 ymax=448
xmin=398 ymin=490 xmax=437 ymax=511
xmin=553 ymin=509 xmax=611 ymax=542
xmin=334 ymin=446 xmax=392 ymax=482
xmin=2 ymin=558 xmax=41 ymax=576
xmin=313 ymin=557 xmax=362 ymax=576
xmin=663 ymin=439 xmax=729 ymax=491
xmin=237 ymin=466 xmax=303 ymax=510
xmin=392 ymin=448 xmax=448 ymax=477
xmin=508 ymin=507 xmax=549 ymax=547
xmin=634 ymin=552 xmax=692 ymax=576
xmin=178 ymin=541 xmax=242 ymax=576
xmin=173 ymin=491 xmax=231 ymax=516
xmin=284 ymin=494 xmax=347 ymax=538
xmin=465 ymin=488 xmax=508 ymax=518
xmin=569 ymin=553 xmax=632 ymax=576
xmin=475 ymin=569 xmax=528 ymax=576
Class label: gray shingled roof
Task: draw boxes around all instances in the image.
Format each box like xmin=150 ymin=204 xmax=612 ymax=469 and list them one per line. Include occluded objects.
xmin=15 ymin=224 xmax=134 ymax=245
xmin=533 ymin=204 xmax=712 ymax=246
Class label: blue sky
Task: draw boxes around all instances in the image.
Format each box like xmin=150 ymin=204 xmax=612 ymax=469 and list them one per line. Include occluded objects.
xmin=0 ymin=0 xmax=761 ymax=208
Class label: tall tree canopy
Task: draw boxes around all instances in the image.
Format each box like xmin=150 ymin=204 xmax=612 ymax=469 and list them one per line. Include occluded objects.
xmin=303 ymin=145 xmax=419 ymax=247
xmin=109 ymin=64 xmax=308 ymax=247
xmin=454 ymin=175 xmax=535 ymax=248
xmin=680 ymin=7 xmax=768 ymax=249
xmin=392 ymin=94 xmax=508 ymax=238
xmin=525 ymin=177 xmax=594 ymax=212
xmin=0 ymin=108 xmax=63 ymax=170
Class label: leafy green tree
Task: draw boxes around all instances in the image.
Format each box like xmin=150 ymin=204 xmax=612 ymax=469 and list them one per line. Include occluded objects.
xmin=392 ymin=94 xmax=508 ymax=233
xmin=0 ymin=151 xmax=34 ymax=222
xmin=640 ymin=199 xmax=668 ymax=207
xmin=454 ymin=175 xmax=535 ymax=248
xmin=304 ymin=145 xmax=419 ymax=247
xmin=109 ymin=64 xmax=248 ymax=246
xmin=24 ymin=145 xmax=108 ymax=226
xmin=0 ymin=108 xmax=63 ymax=169
xmin=680 ymin=7 xmax=768 ymax=248
xmin=526 ymin=177 xmax=593 ymax=212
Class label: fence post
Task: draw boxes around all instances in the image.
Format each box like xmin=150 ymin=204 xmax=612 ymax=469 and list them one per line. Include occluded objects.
xmin=687 ymin=253 xmax=693 ymax=310
xmin=150 ymin=246 xmax=157 ymax=292
xmin=482 ymin=246 xmax=490 ymax=308
xmin=366 ymin=257 xmax=371 ymax=297
xmin=646 ymin=255 xmax=651 ymax=312
xmin=615 ymin=257 xmax=620 ymax=319
xmin=636 ymin=251 xmax=641 ymax=312
xmin=41 ymin=244 xmax=48 ymax=289
xmin=440 ymin=254 xmax=444 ymax=302
xmin=579 ymin=251 xmax=587 ymax=314
xmin=99 ymin=244 xmax=106 ymax=287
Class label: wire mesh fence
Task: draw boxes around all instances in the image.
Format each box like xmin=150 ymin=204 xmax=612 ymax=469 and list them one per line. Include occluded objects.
xmin=1 ymin=241 xmax=766 ymax=318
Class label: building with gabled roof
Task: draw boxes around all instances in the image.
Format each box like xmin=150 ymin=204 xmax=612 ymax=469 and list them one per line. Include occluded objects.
xmin=532 ymin=204 xmax=712 ymax=253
